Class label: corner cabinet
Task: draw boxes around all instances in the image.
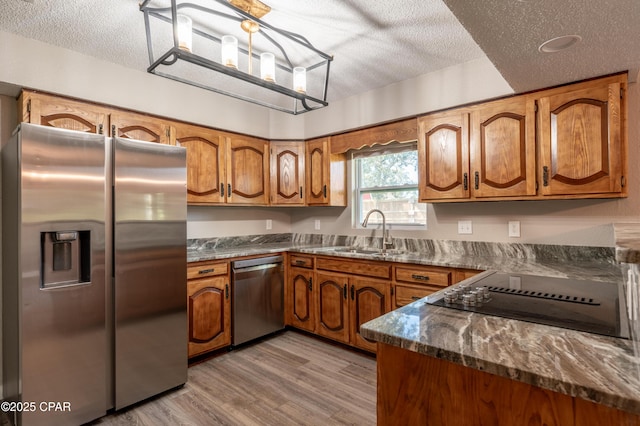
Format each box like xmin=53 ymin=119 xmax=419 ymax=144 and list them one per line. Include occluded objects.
xmin=270 ymin=141 xmax=305 ymax=205
xmin=187 ymin=261 xmax=231 ymax=358
xmin=537 ymin=77 xmax=626 ymax=197
xmin=305 ymin=137 xmax=347 ymax=206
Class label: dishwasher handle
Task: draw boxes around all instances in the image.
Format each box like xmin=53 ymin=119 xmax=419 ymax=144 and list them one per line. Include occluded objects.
xmin=232 ymin=255 xmax=284 ymax=270
xmin=233 ymin=262 xmax=282 ymax=274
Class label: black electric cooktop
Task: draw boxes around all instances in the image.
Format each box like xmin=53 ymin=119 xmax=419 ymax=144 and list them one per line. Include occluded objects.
xmin=427 ymin=272 xmax=629 ymax=339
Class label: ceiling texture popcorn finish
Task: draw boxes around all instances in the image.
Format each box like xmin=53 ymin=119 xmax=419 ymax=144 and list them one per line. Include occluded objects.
xmin=1 ymin=0 xmax=639 ymax=108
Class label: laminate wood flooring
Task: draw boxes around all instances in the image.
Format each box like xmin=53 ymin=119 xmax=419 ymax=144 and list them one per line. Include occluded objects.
xmin=92 ymin=331 xmax=377 ymax=426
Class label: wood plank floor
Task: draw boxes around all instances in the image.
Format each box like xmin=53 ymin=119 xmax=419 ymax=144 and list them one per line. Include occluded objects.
xmin=92 ymin=331 xmax=377 ymax=426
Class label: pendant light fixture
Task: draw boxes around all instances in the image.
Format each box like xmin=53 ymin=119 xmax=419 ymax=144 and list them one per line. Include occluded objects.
xmin=140 ymin=0 xmax=333 ymax=114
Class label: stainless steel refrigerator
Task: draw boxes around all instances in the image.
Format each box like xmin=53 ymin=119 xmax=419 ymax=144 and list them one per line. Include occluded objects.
xmin=2 ymin=123 xmax=187 ymax=425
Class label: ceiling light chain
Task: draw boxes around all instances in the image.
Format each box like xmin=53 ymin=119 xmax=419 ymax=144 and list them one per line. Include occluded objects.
xmin=140 ymin=0 xmax=333 ymax=114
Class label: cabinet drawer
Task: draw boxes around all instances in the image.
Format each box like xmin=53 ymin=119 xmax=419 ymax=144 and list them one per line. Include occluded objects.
xmin=395 ymin=266 xmax=451 ymax=287
xmin=290 ymin=254 xmax=314 ymax=269
xmin=394 ymin=284 xmax=440 ymax=308
xmin=187 ymin=262 xmax=228 ymax=280
xmin=316 ymin=257 xmax=391 ymax=279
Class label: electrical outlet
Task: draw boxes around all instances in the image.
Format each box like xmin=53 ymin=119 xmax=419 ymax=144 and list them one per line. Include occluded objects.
xmin=266 ymin=219 xmax=272 ymax=230
xmin=457 ymin=220 xmax=472 ymax=234
xmin=509 ymin=276 xmax=522 ymax=290
xmin=508 ymin=221 xmax=521 ymax=238
xmin=314 ymin=219 xmax=321 ymax=230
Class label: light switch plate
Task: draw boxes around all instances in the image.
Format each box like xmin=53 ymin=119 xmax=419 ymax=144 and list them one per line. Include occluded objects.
xmin=458 ymin=220 xmax=472 ymax=234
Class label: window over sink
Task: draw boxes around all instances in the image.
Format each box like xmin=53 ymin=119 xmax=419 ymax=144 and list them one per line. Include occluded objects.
xmin=353 ymin=142 xmax=426 ymax=228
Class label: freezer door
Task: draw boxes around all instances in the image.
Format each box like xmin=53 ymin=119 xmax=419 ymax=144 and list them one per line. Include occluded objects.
xmin=113 ymin=137 xmax=187 ymax=410
xmin=3 ymin=123 xmax=108 ymax=426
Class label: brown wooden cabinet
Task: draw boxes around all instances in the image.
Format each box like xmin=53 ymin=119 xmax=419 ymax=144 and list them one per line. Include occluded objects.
xmin=270 ymin=141 xmax=305 ymax=205
xmin=18 ymin=90 xmax=109 ymax=134
xmin=537 ymin=76 xmax=626 ymax=197
xmin=226 ymin=134 xmax=270 ymax=204
xmin=305 ymin=137 xmax=346 ymax=206
xmin=286 ymin=257 xmax=315 ymax=333
xmin=314 ymin=257 xmax=392 ymax=352
xmin=174 ymin=122 xmax=226 ymax=204
xmin=110 ymin=111 xmax=172 ymax=144
xmin=187 ymin=261 xmax=230 ymax=357
xmin=419 ymin=96 xmax=536 ymax=202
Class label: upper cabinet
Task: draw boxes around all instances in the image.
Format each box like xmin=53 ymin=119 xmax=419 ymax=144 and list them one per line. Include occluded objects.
xmin=537 ymin=77 xmax=626 ymax=197
xmin=470 ymin=96 xmax=536 ymax=199
xmin=270 ymin=141 xmax=305 ymax=206
xmin=174 ymin=122 xmax=226 ymax=204
xmin=419 ymin=73 xmax=627 ymax=202
xmin=19 ymin=90 xmax=109 ymax=134
xmin=226 ymin=134 xmax=270 ymax=205
xmin=110 ymin=111 xmax=173 ymax=145
xmin=305 ymin=137 xmax=347 ymax=206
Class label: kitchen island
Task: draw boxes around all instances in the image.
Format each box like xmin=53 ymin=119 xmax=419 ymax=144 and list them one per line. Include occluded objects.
xmin=360 ymin=225 xmax=640 ymax=425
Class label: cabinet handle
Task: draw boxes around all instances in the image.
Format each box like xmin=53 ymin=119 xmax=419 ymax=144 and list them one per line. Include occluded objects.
xmin=220 ymin=183 xmax=224 ymax=196
xmin=225 ymin=284 xmax=229 ymax=300
xmin=295 ymin=260 xmax=306 ymax=265
xmin=474 ymin=171 xmax=479 ymax=190
xmin=228 ymin=183 xmax=232 ymax=198
xmin=343 ymin=284 xmax=347 ymax=299
xmin=411 ymin=296 xmax=421 ymax=301
xmin=463 ymin=173 xmax=468 ymax=190
xmin=198 ymin=268 xmax=215 ymax=274
xmin=543 ymin=166 xmax=549 ymax=187
xmin=411 ymin=274 xmax=430 ymax=281
xmin=308 ymin=277 xmax=313 ymax=292
xmin=323 ymin=184 xmax=327 ymax=198
xmin=300 ymin=186 xmax=303 ymax=198
xmin=111 ymin=124 xmax=116 ymax=137
xmin=350 ymin=285 xmax=355 ymax=300
xmin=98 ymin=124 xmax=103 ymax=135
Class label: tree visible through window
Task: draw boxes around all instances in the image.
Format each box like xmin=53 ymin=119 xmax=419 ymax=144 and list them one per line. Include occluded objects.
xmin=354 ymin=143 xmax=426 ymax=226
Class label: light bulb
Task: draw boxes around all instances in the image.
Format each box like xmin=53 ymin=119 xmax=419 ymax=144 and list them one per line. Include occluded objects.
xmin=177 ymin=15 xmax=192 ymax=52
xmin=293 ymin=67 xmax=306 ymax=93
xmin=221 ymin=35 xmax=238 ymax=68
xmin=260 ymin=52 xmax=276 ymax=82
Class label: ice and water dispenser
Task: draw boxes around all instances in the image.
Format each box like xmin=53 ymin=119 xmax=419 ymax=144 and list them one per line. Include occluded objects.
xmin=40 ymin=231 xmax=91 ymax=288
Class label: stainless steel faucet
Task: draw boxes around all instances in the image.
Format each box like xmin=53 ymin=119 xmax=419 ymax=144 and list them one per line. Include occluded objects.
xmin=362 ymin=209 xmax=393 ymax=252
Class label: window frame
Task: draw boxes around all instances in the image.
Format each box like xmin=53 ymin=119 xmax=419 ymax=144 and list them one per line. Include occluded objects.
xmin=352 ymin=142 xmax=426 ymax=229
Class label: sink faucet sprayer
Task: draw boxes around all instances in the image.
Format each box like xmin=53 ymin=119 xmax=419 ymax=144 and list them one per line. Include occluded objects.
xmin=362 ymin=209 xmax=393 ymax=252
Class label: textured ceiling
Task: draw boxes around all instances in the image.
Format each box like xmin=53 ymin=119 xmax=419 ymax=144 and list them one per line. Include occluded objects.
xmin=1 ymin=0 xmax=638 ymax=106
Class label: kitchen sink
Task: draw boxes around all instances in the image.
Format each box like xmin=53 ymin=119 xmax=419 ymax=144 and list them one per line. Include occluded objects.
xmin=331 ymin=247 xmax=408 ymax=256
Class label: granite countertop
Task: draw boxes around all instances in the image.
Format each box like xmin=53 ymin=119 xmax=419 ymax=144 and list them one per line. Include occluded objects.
xmin=359 ymin=225 xmax=640 ymax=416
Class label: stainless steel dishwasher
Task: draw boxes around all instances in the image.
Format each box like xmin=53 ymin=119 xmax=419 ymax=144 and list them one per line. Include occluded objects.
xmin=231 ymin=255 xmax=284 ymax=346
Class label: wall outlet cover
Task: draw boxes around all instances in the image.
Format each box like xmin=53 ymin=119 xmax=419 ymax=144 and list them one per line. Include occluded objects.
xmin=266 ymin=219 xmax=272 ymax=230
xmin=314 ymin=219 xmax=321 ymax=230
xmin=508 ymin=221 xmax=521 ymax=238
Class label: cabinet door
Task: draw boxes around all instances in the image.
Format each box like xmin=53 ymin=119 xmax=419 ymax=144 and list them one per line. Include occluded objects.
xmin=21 ymin=91 xmax=108 ymax=134
xmin=538 ymin=82 xmax=624 ymax=196
xmin=270 ymin=141 xmax=305 ymax=205
xmin=306 ymin=138 xmax=330 ymax=205
xmin=226 ymin=135 xmax=269 ymax=204
xmin=418 ymin=110 xmax=470 ymax=200
xmin=175 ymin=122 xmax=227 ymax=204
xmin=110 ymin=112 xmax=171 ymax=144
xmin=187 ymin=275 xmax=230 ymax=357
xmin=349 ymin=277 xmax=391 ymax=353
xmin=470 ymin=97 xmax=536 ymax=198
xmin=315 ymin=272 xmax=349 ymax=343
xmin=287 ymin=267 xmax=315 ymax=332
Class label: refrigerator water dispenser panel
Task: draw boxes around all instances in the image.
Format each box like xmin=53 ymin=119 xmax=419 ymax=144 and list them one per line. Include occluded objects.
xmin=40 ymin=231 xmax=91 ymax=288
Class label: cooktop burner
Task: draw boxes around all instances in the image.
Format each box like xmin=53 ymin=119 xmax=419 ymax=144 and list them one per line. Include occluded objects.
xmin=427 ymin=272 xmax=629 ymax=339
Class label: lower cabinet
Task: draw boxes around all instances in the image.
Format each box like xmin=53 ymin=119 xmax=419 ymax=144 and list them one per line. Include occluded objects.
xmin=285 ymin=253 xmax=482 ymax=354
xmin=187 ymin=261 xmax=230 ymax=358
